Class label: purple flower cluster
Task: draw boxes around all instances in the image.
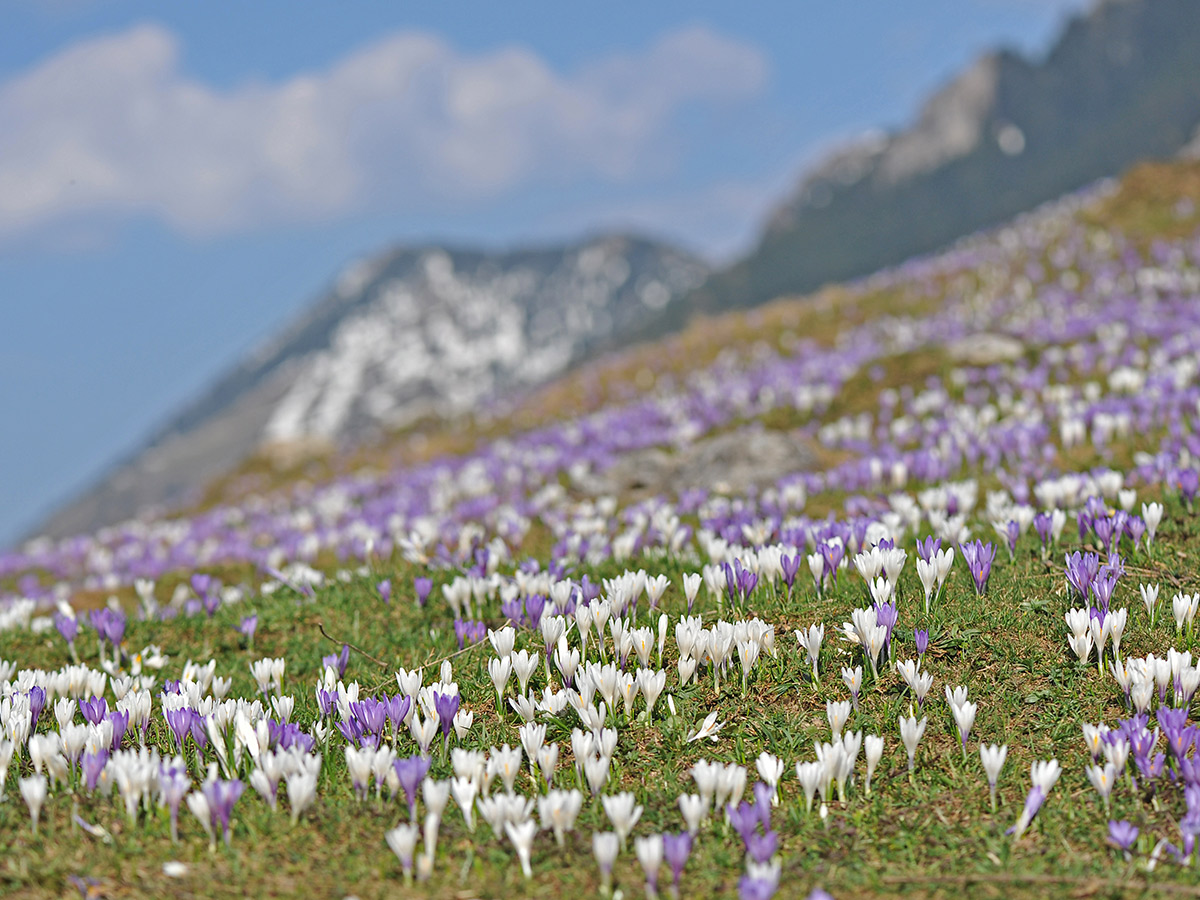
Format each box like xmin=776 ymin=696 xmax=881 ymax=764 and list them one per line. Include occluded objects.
xmin=88 ymin=608 xmax=126 ymax=648
xmin=338 ymin=694 xmax=411 ymax=748
xmin=731 ymin=783 xmax=779 ymax=899
xmin=723 ymin=558 xmax=760 ymax=608
xmin=959 ymin=540 xmax=996 ymax=596
xmin=454 ymin=618 xmax=487 ymax=650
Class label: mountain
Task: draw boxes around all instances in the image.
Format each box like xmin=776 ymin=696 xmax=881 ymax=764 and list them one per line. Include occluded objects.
xmin=683 ymin=0 xmax=1200 ymax=317
xmin=34 ymin=235 xmax=706 ymax=539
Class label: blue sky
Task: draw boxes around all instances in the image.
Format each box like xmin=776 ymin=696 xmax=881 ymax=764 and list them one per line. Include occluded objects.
xmin=0 ymin=0 xmax=1089 ymax=545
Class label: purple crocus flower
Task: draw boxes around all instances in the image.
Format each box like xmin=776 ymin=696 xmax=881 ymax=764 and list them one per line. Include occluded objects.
xmin=27 ymin=686 xmax=46 ymax=728
xmin=500 ymin=597 xmax=522 ymax=625
xmin=453 ymin=618 xmax=470 ymax=651
xmin=738 ymin=875 xmax=778 ymax=900
xmin=1178 ymin=756 xmax=1200 ymax=786
xmin=236 ymin=614 xmax=258 ymax=643
xmin=202 ymin=778 xmax=246 ymax=846
xmin=914 ymin=629 xmax=929 ymax=658
xmin=1159 ymin=705 xmax=1187 ymax=733
xmin=323 ymin=644 xmax=350 ymax=679
xmin=1180 ymin=468 xmax=1199 ymax=511
xmin=1093 ymin=516 xmax=1115 ymax=554
xmin=315 ymin=687 xmax=335 ymax=718
xmin=1135 ymin=752 xmax=1166 ymax=783
xmin=781 ymin=553 xmax=800 ymax=596
xmin=752 ymin=781 xmax=773 ymax=829
xmin=469 ymin=620 xmax=487 ymax=645
xmin=107 ymin=709 xmax=130 ymax=750
xmin=524 ymin=593 xmax=546 ymax=629
xmin=191 ymin=574 xmax=223 ymax=617
xmin=1077 ymin=507 xmax=1095 ymax=542
xmin=662 ymin=831 xmax=692 ymax=889
xmin=874 ymin=600 xmax=898 ymax=652
xmin=80 ymin=695 xmax=107 ymax=726
xmin=387 ymin=694 xmax=412 ymax=736
xmin=1005 ymin=520 xmax=1020 ymax=558
xmin=54 ymin=612 xmax=78 ymax=650
xmin=433 ymin=691 xmax=460 ymax=745
xmin=68 ymin=875 xmax=102 ymax=899
xmin=189 ymin=712 xmax=209 ymax=750
xmin=1064 ymin=550 xmax=1098 ymax=601
xmin=723 ymin=559 xmax=751 ymax=603
xmin=1127 ymin=725 xmax=1158 ymax=759
xmin=1033 ymin=512 xmax=1052 ymax=552
xmin=1006 ymin=786 xmax=1047 ymax=838
xmin=1164 ymin=725 xmax=1196 ymax=762
xmin=1104 ymin=825 xmax=1132 ymax=854
xmin=960 ymin=540 xmax=996 ymax=596
xmin=414 ymin=577 xmax=433 ymax=608
xmin=351 ymin=699 xmax=387 ymax=736
xmin=165 ymin=707 xmax=194 ymax=752
xmin=1127 ymin=515 xmax=1146 ymax=551
xmin=727 ymin=801 xmax=760 ymax=845
xmin=160 ymin=762 xmax=190 ymax=841
xmin=916 ymin=536 xmax=941 ymax=563
xmin=82 ymin=748 xmax=108 ymax=792
xmin=378 ymin=579 xmax=392 ymax=605
xmin=268 ymin=719 xmax=315 ymax=753
xmin=1184 ymin=811 xmax=1200 ymax=859
xmin=745 ymin=830 xmax=778 ymax=864
xmin=393 ymin=754 xmax=432 ymax=820
xmin=821 ymin=540 xmax=844 ymax=585
xmin=89 ymin=608 xmax=126 ymax=648
xmin=1092 ymin=564 xmax=1119 ymax=612
xmin=336 ymin=717 xmax=365 ymax=747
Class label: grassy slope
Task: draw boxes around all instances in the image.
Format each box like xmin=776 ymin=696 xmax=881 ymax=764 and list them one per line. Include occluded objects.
xmin=3 ymin=501 xmax=1198 ymax=899
xmin=5 ymin=161 xmax=1200 ymax=898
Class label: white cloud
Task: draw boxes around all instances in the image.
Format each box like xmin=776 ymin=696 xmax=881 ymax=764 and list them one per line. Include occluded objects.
xmin=0 ymin=23 xmax=768 ymax=239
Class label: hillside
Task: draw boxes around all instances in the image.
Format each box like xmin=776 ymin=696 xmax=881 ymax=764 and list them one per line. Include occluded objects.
xmin=3 ymin=159 xmax=1200 ymax=900
xmin=7 ymin=155 xmax=1198 ymax=595
xmin=28 ymin=0 xmax=1200 ymax=544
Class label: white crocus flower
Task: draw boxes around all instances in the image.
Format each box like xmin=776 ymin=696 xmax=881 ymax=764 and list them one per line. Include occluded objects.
xmin=602 ymin=792 xmax=643 ymax=851
xmin=686 ymin=711 xmax=724 ymax=744
xmin=795 ymin=624 xmax=824 ymax=682
xmin=1142 ymin=502 xmax=1163 ymax=547
xmin=1086 ymin=762 xmax=1117 ymax=811
xmin=20 ymin=774 xmax=47 ymax=834
xmin=678 ymin=792 xmax=709 ymax=833
xmin=979 ymin=743 xmax=1008 ymax=812
xmin=951 ymin=700 xmax=977 ymax=756
xmin=899 ymin=714 xmax=927 ymax=781
xmin=826 ymin=700 xmax=851 ymax=740
xmin=864 ymin=735 xmax=884 ymax=795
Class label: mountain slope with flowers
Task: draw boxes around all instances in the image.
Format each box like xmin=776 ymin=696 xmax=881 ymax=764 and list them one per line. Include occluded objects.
xmin=3 ymin=161 xmax=1200 ymax=898
xmin=31 ymin=0 xmax=1200 ymax=546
